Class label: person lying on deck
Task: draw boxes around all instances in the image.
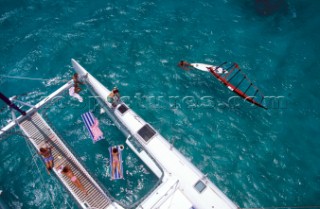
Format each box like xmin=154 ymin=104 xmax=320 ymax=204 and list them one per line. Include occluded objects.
xmin=39 ymin=146 xmax=54 ymax=175
xmin=58 ymin=165 xmax=88 ymax=194
xmin=111 ymin=147 xmax=122 ymax=179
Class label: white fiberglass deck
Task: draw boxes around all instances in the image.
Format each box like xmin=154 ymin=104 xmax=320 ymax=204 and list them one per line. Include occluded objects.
xmin=72 ymin=59 xmax=239 ymax=209
xmin=114 ymin=104 xmax=238 ymax=209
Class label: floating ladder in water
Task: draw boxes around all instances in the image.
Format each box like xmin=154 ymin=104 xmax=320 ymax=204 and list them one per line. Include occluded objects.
xmin=19 ymin=112 xmax=112 ymax=209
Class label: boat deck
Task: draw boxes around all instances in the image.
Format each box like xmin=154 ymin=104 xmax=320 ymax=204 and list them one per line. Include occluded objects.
xmin=19 ymin=112 xmax=112 ymax=209
xmin=71 ymin=58 xmax=239 ymax=209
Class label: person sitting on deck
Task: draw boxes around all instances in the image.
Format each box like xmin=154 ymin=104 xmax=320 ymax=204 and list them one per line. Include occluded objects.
xmin=111 ymin=147 xmax=122 ymax=179
xmin=107 ymin=87 xmax=120 ymax=107
xmin=178 ymin=60 xmax=192 ymax=70
xmin=69 ymin=73 xmax=84 ymax=102
xmin=73 ymin=73 xmax=84 ymax=85
xmin=39 ymin=146 xmax=54 ymax=175
xmin=72 ymin=73 xmax=84 ymax=93
xmin=58 ymin=165 xmax=88 ymax=194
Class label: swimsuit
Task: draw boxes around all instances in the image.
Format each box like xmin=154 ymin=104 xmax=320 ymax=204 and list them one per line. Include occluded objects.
xmin=42 ymin=149 xmax=54 ymax=163
xmin=44 ymin=155 xmax=54 ymax=163
xmin=71 ymin=176 xmax=77 ymax=182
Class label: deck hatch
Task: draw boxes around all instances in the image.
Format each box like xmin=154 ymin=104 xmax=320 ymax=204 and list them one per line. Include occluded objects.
xmin=194 ymin=180 xmax=206 ymax=193
xmin=137 ymin=124 xmax=156 ymax=142
xmin=117 ymin=104 xmax=129 ymax=114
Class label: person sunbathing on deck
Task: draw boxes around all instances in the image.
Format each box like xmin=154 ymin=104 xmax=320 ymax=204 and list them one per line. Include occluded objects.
xmin=111 ymin=147 xmax=122 ymax=179
xmin=58 ymin=165 xmax=88 ymax=194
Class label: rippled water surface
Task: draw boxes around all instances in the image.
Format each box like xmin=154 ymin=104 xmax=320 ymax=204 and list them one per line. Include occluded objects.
xmin=1 ymin=0 xmax=320 ymax=208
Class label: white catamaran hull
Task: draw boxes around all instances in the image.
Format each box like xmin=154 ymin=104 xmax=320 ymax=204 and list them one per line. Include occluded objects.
xmin=72 ymin=59 xmax=239 ymax=209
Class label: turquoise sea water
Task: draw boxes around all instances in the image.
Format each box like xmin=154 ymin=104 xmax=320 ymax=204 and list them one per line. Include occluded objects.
xmin=1 ymin=0 xmax=320 ymax=208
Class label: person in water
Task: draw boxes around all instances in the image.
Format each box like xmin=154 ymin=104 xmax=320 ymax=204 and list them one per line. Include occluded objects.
xmin=39 ymin=146 xmax=54 ymax=174
xmin=178 ymin=60 xmax=192 ymax=70
xmin=107 ymin=87 xmax=120 ymax=107
xmin=111 ymin=147 xmax=122 ymax=179
xmin=58 ymin=165 xmax=88 ymax=194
